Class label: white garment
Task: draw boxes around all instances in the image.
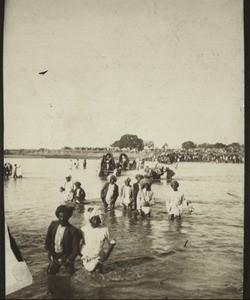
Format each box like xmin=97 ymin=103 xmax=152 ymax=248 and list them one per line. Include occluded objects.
xmin=75 ymin=188 xmax=80 ymax=197
xmin=16 ymin=167 xmax=22 ymax=177
xmin=121 ymin=185 xmax=132 ymax=206
xmin=54 ymin=224 xmax=66 ymax=253
xmin=166 ymin=190 xmax=185 ymax=216
xmin=106 ymin=184 xmax=115 ymax=204
xmin=80 ymin=225 xmax=111 ymax=260
xmin=64 ymin=180 xmax=74 ymax=200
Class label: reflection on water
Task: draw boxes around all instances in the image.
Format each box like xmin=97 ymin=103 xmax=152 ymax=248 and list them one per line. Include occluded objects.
xmin=4 ymin=158 xmax=244 ymax=299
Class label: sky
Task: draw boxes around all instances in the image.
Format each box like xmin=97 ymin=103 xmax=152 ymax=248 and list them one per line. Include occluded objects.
xmin=3 ymin=0 xmax=244 ymax=149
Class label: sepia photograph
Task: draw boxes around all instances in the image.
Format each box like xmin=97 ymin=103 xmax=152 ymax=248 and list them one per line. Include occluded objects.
xmin=3 ymin=0 xmax=244 ymax=299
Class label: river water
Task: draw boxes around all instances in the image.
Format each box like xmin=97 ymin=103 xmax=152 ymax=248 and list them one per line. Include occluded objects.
xmin=4 ymin=158 xmax=244 ymax=299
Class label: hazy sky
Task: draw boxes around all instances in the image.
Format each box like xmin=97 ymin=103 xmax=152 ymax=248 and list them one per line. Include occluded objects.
xmin=4 ymin=0 xmax=244 ymax=149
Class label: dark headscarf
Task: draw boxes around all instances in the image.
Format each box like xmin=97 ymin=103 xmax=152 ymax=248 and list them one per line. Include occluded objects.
xmin=55 ymin=205 xmax=73 ymax=220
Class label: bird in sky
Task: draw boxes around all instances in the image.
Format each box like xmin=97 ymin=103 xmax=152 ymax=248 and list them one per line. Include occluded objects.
xmin=39 ymin=70 xmax=48 ymax=75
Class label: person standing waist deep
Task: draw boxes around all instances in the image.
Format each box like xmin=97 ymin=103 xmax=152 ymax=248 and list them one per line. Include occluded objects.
xmin=45 ymin=205 xmax=80 ymax=275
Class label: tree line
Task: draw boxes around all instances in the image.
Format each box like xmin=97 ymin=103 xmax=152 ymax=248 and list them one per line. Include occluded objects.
xmin=110 ymin=134 xmax=243 ymax=152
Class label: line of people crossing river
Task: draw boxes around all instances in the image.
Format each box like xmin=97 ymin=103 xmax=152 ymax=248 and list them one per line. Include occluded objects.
xmin=50 ymin=173 xmax=193 ymax=275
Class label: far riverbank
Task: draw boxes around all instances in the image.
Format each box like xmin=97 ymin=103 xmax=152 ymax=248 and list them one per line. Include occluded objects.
xmin=4 ymin=150 xmax=139 ymax=160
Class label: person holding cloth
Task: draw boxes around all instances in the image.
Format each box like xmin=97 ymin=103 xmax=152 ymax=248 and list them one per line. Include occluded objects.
xmin=137 ymin=182 xmax=155 ymax=217
xmin=80 ymin=207 xmax=116 ymax=272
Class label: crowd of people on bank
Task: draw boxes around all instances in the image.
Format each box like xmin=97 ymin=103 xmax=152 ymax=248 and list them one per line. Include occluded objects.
xmin=51 ymin=171 xmax=192 ymax=276
xmin=4 ymin=163 xmax=23 ymax=180
xmin=152 ymin=151 xmax=244 ymax=164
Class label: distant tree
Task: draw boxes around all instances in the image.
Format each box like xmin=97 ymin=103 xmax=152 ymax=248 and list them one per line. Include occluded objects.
xmin=226 ymin=142 xmax=241 ymax=150
xmin=111 ymin=134 xmax=144 ymax=151
xmin=182 ymin=141 xmax=196 ymax=150
xmin=197 ymin=143 xmax=211 ymax=149
xmin=111 ymin=140 xmax=120 ymax=148
xmin=213 ymin=143 xmax=227 ymax=149
xmin=63 ymin=146 xmax=72 ymax=150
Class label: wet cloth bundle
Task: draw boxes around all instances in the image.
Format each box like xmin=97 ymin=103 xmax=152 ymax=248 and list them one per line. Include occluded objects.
xmin=141 ymin=206 xmax=151 ymax=215
xmin=82 ymin=255 xmax=103 ymax=272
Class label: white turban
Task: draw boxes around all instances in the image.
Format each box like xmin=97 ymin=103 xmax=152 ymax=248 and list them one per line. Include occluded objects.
xmin=85 ymin=206 xmax=103 ymax=223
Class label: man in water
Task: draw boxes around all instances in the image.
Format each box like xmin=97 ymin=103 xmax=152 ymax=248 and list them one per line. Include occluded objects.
xmin=45 ymin=205 xmax=80 ymax=275
xmin=137 ymin=182 xmax=155 ymax=217
xmin=165 ymin=167 xmax=175 ymax=182
xmin=60 ymin=175 xmax=75 ymax=201
xmin=120 ymin=177 xmax=133 ymax=210
xmin=101 ymin=175 xmax=119 ymax=210
xmin=80 ymin=208 xmax=116 ymax=273
xmin=83 ymin=159 xmax=87 ymax=169
xmin=132 ymin=174 xmax=144 ymax=210
xmin=166 ymin=181 xmax=192 ymax=220
xmin=4 ymin=163 xmax=9 ymax=180
xmin=13 ymin=164 xmax=18 ymax=179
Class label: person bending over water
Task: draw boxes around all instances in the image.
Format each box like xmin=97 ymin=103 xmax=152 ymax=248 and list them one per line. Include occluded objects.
xmin=166 ymin=181 xmax=192 ymax=220
xmin=73 ymin=181 xmax=86 ymax=204
xmin=101 ymin=175 xmax=119 ymax=210
xmin=137 ymin=182 xmax=155 ymax=217
xmin=45 ymin=205 xmax=80 ymax=275
xmin=80 ymin=208 xmax=116 ymax=273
